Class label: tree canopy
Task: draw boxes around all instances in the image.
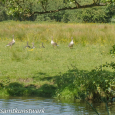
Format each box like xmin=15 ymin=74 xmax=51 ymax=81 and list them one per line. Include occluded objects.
xmin=1 ymin=0 xmax=114 ymax=20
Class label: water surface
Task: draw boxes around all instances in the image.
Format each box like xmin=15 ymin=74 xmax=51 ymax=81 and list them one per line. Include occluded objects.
xmin=0 ymin=97 xmax=115 ymax=115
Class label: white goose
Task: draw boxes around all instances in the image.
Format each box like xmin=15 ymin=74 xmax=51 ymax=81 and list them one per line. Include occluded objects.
xmin=51 ymin=36 xmax=59 ymax=47
xmin=6 ymin=35 xmax=15 ymax=48
xmin=68 ymin=37 xmax=74 ymax=48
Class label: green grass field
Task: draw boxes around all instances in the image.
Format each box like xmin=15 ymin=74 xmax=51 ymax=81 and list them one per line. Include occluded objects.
xmin=0 ymin=21 xmax=115 ymax=98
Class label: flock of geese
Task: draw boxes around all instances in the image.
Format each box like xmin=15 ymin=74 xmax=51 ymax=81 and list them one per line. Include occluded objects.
xmin=6 ymin=35 xmax=74 ymax=48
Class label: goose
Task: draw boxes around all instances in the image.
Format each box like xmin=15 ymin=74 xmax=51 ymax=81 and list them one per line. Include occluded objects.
xmin=6 ymin=35 xmax=15 ymax=48
xmin=32 ymin=42 xmax=35 ymax=49
xmin=25 ymin=41 xmax=31 ymax=48
xmin=68 ymin=37 xmax=74 ymax=48
xmin=41 ymin=43 xmax=45 ymax=48
xmin=39 ymin=43 xmax=45 ymax=48
xmin=51 ymin=36 xmax=59 ymax=47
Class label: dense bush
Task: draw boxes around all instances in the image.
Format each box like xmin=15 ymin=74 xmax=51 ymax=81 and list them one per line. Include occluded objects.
xmin=110 ymin=44 xmax=115 ymax=55
xmin=0 ymin=2 xmax=8 ymax=21
xmin=55 ymin=63 xmax=115 ymax=101
xmin=82 ymin=7 xmax=113 ymax=23
xmin=35 ymin=5 xmax=115 ymax=23
xmin=5 ymin=82 xmax=56 ymax=97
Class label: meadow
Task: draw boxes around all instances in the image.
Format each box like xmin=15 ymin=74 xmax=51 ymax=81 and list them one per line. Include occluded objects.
xmin=0 ymin=21 xmax=115 ymax=100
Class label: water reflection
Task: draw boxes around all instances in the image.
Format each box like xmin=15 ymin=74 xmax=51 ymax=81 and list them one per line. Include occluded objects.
xmin=0 ymin=97 xmax=115 ymax=115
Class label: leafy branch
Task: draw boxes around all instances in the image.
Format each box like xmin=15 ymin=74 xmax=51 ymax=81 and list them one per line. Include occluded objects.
xmin=32 ymin=3 xmax=106 ymax=15
xmin=1 ymin=0 xmax=114 ymax=19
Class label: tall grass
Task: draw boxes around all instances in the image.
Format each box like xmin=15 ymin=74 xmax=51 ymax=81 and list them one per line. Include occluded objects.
xmin=0 ymin=21 xmax=115 ymax=44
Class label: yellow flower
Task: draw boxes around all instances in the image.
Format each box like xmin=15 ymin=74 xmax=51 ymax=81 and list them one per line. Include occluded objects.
xmin=28 ymin=49 xmax=33 ymax=51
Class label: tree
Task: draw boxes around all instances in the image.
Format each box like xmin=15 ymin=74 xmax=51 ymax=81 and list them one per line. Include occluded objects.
xmin=62 ymin=13 xmax=70 ymax=23
xmin=81 ymin=7 xmax=112 ymax=23
xmin=1 ymin=0 xmax=115 ymax=20
xmin=0 ymin=1 xmax=8 ymax=21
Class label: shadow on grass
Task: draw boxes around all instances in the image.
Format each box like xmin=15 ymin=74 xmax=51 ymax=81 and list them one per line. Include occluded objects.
xmin=0 ymin=62 xmax=115 ymax=101
xmin=53 ymin=64 xmax=115 ymax=102
xmin=32 ymin=72 xmax=53 ymax=81
xmin=5 ymin=82 xmax=56 ymax=97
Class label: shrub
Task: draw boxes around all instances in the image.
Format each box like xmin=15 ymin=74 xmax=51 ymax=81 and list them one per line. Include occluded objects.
xmin=7 ymin=82 xmax=24 ymax=96
xmin=82 ymin=7 xmax=110 ymax=23
xmin=55 ymin=63 xmax=115 ymax=101
xmin=110 ymin=44 xmax=115 ymax=55
xmin=62 ymin=13 xmax=70 ymax=23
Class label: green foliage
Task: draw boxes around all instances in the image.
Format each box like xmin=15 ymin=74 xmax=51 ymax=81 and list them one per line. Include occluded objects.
xmin=1 ymin=0 xmax=114 ymax=21
xmin=7 ymin=82 xmax=24 ymax=96
xmin=110 ymin=44 xmax=115 ymax=55
xmin=85 ymin=65 xmax=114 ymax=101
xmin=101 ymin=0 xmax=115 ymax=3
xmin=55 ymin=63 xmax=115 ymax=101
xmin=0 ymin=0 xmax=115 ymax=22
xmin=2 ymin=0 xmax=36 ymax=20
xmin=34 ymin=5 xmax=115 ymax=23
xmin=0 ymin=83 xmax=4 ymax=89
xmin=36 ymin=15 xmax=45 ymax=21
xmin=106 ymin=4 xmax=115 ymax=20
xmin=37 ymin=84 xmax=56 ymax=97
xmin=62 ymin=13 xmax=70 ymax=23
xmin=48 ymin=11 xmax=65 ymax=22
xmin=4 ymin=82 xmax=56 ymax=97
xmin=0 ymin=2 xmax=8 ymax=21
xmin=82 ymin=7 xmax=112 ymax=23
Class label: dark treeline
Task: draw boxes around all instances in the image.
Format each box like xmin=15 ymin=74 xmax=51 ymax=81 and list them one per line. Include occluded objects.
xmin=0 ymin=1 xmax=115 ymax=23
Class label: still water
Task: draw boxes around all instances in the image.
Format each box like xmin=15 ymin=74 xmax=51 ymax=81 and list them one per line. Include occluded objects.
xmin=0 ymin=97 xmax=115 ymax=115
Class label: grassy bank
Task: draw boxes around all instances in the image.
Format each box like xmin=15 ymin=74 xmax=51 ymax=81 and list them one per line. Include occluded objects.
xmin=0 ymin=21 xmax=115 ymax=100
